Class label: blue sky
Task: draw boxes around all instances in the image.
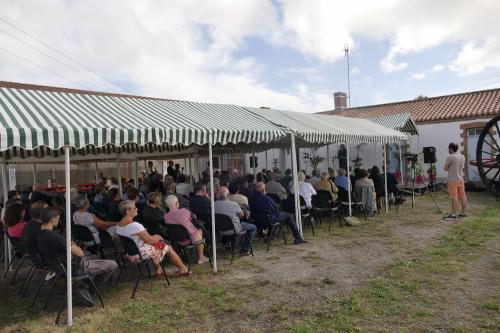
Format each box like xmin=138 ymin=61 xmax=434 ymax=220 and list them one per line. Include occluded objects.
xmin=1 ymin=0 xmax=499 ymax=112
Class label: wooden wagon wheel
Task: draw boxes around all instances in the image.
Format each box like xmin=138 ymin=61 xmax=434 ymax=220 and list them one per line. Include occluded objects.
xmin=476 ymin=115 xmax=500 ymax=197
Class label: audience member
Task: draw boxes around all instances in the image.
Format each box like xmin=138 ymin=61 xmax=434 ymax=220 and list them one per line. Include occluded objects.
xmin=306 ymin=170 xmax=320 ymax=185
xmin=334 ymin=168 xmax=350 ymax=191
xmin=265 ymin=172 xmax=287 ymax=201
xmin=4 ymin=201 xmax=27 ymax=238
xmin=314 ymin=172 xmax=339 ymax=201
xmin=175 ymin=174 xmax=193 ymax=197
xmin=37 ymin=207 xmax=118 ymax=286
xmin=354 ymin=169 xmax=377 ymax=215
xmin=107 ymin=188 xmax=123 ymax=222
xmin=250 ymin=182 xmax=306 ymax=244
xmin=369 ymin=166 xmax=385 ymax=198
xmin=281 ymin=169 xmax=293 ymax=190
xmin=141 ymin=192 xmax=167 ymax=237
xmin=167 ymin=160 xmax=175 ymax=178
xmin=214 ymin=187 xmax=256 ymax=256
xmin=22 ymin=201 xmax=48 ymax=259
xmin=189 ymin=183 xmax=211 ymax=225
xmin=164 ymin=195 xmax=209 ymax=264
xmin=227 ymin=182 xmax=249 ymax=212
xmin=116 ymin=201 xmax=190 ymax=276
xmin=162 ymin=176 xmax=189 ymax=210
xmin=290 ymin=171 xmax=317 ymax=208
xmin=73 ymin=195 xmax=117 ymax=244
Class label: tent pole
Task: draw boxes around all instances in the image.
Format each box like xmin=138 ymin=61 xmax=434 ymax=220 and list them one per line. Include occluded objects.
xmin=134 ymin=157 xmax=139 ymax=185
xmin=346 ymin=143 xmax=352 ymax=216
xmin=252 ymin=148 xmax=256 ymax=176
xmin=384 ymin=144 xmax=389 ymax=213
xmin=290 ymin=133 xmax=302 ymax=236
xmin=2 ymin=159 xmax=12 ymax=272
xmin=94 ymin=161 xmax=99 ymax=183
xmin=265 ymin=150 xmax=268 ymax=170
xmin=188 ymin=157 xmax=192 ymax=180
xmin=117 ymin=153 xmax=122 ymax=194
xmin=399 ymin=141 xmax=404 ymax=182
xmin=208 ymin=139 xmax=217 ymax=273
xmin=327 ymin=145 xmax=330 ymax=169
xmin=194 ymin=151 xmax=199 ymax=182
xmin=64 ymin=147 xmax=73 ymax=327
xmin=33 ymin=163 xmax=37 ymax=184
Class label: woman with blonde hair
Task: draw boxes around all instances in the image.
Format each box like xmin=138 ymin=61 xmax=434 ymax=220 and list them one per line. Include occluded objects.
xmin=116 ymin=200 xmax=190 ymax=276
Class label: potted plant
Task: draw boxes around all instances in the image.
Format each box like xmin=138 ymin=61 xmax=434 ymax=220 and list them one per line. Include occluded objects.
xmin=427 ymin=164 xmax=436 ymax=182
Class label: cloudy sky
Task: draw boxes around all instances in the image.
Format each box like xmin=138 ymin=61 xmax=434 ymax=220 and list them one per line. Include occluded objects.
xmin=1 ymin=0 xmax=499 ymax=112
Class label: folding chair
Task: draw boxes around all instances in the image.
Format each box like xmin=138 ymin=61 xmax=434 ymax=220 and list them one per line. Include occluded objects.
xmin=165 ymin=224 xmax=212 ymax=271
xmin=72 ymin=224 xmax=99 ymax=254
xmin=285 ymin=194 xmax=315 ymax=235
xmin=338 ymin=188 xmax=367 ymax=220
xmin=98 ymin=229 xmax=125 ymax=267
xmin=252 ymin=210 xmax=287 ymax=252
xmin=267 ymin=193 xmax=282 ymax=210
xmin=3 ymin=235 xmax=29 ymax=284
xmin=311 ymin=191 xmax=343 ymax=229
xmin=117 ymin=235 xmax=170 ymax=299
xmin=214 ymin=214 xmax=252 ymax=263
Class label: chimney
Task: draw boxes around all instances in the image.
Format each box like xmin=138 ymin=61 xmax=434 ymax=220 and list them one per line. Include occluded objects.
xmin=333 ymin=92 xmax=347 ymax=110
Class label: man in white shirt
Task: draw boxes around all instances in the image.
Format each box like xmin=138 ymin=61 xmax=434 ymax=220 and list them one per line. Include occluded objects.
xmin=443 ymin=142 xmax=467 ymax=221
xmin=290 ymin=171 xmax=317 ymax=208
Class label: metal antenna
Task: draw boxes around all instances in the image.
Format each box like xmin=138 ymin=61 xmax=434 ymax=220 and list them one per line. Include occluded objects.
xmin=343 ymin=43 xmax=351 ymax=107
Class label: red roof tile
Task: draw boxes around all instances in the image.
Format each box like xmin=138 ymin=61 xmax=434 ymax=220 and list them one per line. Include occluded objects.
xmin=319 ymin=88 xmax=500 ymax=124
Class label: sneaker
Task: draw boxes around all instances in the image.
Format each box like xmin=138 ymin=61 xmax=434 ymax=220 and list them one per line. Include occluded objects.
xmin=458 ymin=213 xmax=467 ymax=218
xmin=239 ymin=250 xmax=252 ymax=257
xmin=443 ymin=214 xmax=458 ymax=221
xmin=293 ymin=238 xmax=308 ymax=245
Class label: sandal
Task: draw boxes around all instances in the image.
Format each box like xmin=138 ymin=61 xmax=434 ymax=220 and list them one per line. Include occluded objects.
xmin=177 ymin=271 xmax=193 ymax=277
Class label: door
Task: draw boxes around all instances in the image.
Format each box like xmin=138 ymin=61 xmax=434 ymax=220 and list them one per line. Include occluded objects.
xmin=467 ymin=128 xmax=483 ymax=181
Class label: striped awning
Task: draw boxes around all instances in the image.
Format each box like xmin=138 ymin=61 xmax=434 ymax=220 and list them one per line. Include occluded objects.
xmin=0 ymin=86 xmax=286 ymax=152
xmin=368 ymin=113 xmax=418 ymax=136
xmin=246 ymin=107 xmax=408 ymax=144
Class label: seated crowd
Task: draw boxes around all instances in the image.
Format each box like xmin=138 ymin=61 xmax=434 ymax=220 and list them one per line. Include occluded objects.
xmin=0 ymin=163 xmax=399 ymax=308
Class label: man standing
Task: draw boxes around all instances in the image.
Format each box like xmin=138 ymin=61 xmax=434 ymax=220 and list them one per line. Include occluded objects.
xmin=443 ymin=142 xmax=467 ymax=221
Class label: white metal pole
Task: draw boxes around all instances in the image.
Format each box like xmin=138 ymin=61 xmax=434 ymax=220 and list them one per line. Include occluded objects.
xmin=64 ymin=147 xmax=73 ymax=327
xmin=144 ymin=160 xmax=148 ymax=175
xmin=384 ymin=144 xmax=389 ymax=213
xmin=327 ymin=145 xmax=330 ymax=169
xmin=290 ymin=134 xmax=302 ymax=236
xmin=33 ymin=163 xmax=37 ymax=184
xmin=188 ymin=157 xmax=192 ymax=180
xmin=134 ymin=157 xmax=139 ymax=185
xmin=2 ymin=160 xmax=12 ymax=272
xmin=117 ymin=153 xmax=122 ymax=194
xmin=94 ymin=161 xmax=99 ymax=183
xmin=399 ymin=141 xmax=404 ymax=183
xmin=208 ymin=139 xmax=217 ymax=273
xmin=346 ymin=143 xmax=352 ymax=216
xmin=194 ymin=151 xmax=199 ymax=182
xmin=252 ymin=148 xmax=256 ymax=176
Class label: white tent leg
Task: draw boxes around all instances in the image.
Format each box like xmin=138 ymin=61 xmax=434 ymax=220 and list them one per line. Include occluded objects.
xmin=265 ymin=150 xmax=268 ymax=170
xmin=290 ymin=133 xmax=302 ymax=237
xmin=33 ymin=163 xmax=37 ymax=184
xmin=384 ymin=144 xmax=389 ymax=213
xmin=399 ymin=141 xmax=404 ymax=182
xmin=327 ymin=144 xmax=330 ymax=169
xmin=2 ymin=160 xmax=12 ymax=272
xmin=346 ymin=143 xmax=352 ymax=216
xmin=208 ymin=139 xmax=217 ymax=273
xmin=117 ymin=154 xmax=122 ymax=194
xmin=188 ymin=157 xmax=192 ymax=180
xmin=64 ymin=147 xmax=73 ymax=327
xmin=94 ymin=161 xmax=99 ymax=183
xmin=252 ymin=149 xmax=256 ymax=176
xmin=194 ymin=151 xmax=199 ymax=182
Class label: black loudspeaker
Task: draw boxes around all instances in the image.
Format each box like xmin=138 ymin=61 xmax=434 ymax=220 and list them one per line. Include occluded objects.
xmin=249 ymin=156 xmax=258 ymax=168
xmin=423 ymin=146 xmax=437 ymax=163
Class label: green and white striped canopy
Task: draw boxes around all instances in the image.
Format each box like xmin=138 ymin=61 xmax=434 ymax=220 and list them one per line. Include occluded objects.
xmin=0 ymin=86 xmax=286 ymax=152
xmin=0 ymin=83 xmax=409 ymax=163
xmin=368 ymin=113 xmax=418 ymax=136
xmin=246 ymin=107 xmax=408 ymax=144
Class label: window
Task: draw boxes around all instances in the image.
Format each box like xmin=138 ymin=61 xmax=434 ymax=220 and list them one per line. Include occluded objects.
xmin=467 ymin=128 xmax=482 ymax=137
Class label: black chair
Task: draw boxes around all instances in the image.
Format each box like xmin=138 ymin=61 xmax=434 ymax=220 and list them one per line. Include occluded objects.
xmin=214 ymin=214 xmax=252 ymax=263
xmin=311 ymin=191 xmax=343 ymax=230
xmin=338 ymin=188 xmax=367 ymax=220
xmin=72 ymin=224 xmax=99 ymax=253
xmin=3 ymin=235 xmax=29 ymax=284
xmin=18 ymin=251 xmax=49 ymax=298
xmin=285 ymin=194 xmax=315 ymax=235
xmin=165 ymin=224 xmax=212 ymax=271
xmin=252 ymin=210 xmax=287 ymax=252
xmin=35 ymin=256 xmax=104 ymax=325
xmin=117 ymin=235 xmax=170 ymax=299
xmin=98 ymin=229 xmax=126 ymax=267
xmin=267 ymin=193 xmax=282 ymax=210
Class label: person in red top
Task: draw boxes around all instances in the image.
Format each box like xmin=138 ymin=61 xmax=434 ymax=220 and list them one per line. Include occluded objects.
xmin=4 ymin=202 xmax=27 ymax=239
xmin=164 ymin=195 xmax=209 ymax=265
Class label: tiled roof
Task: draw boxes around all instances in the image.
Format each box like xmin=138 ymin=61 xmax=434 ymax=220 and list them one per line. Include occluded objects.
xmin=319 ymin=88 xmax=500 ymax=123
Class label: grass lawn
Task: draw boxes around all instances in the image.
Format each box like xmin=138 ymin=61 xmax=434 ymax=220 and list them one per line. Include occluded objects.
xmin=1 ymin=191 xmax=499 ymax=332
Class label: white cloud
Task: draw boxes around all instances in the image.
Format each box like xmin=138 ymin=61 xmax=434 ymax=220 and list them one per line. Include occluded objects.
xmin=408 ymin=72 xmax=426 ymax=81
xmin=431 ymin=64 xmax=445 ymax=72
xmin=449 ymin=38 xmax=500 ymax=75
xmin=350 ymin=67 xmax=360 ymax=75
xmin=277 ymin=0 xmax=500 ymax=74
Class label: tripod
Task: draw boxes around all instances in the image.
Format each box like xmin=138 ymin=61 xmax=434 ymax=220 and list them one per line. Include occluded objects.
xmin=404 ymin=160 xmax=442 ymax=214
